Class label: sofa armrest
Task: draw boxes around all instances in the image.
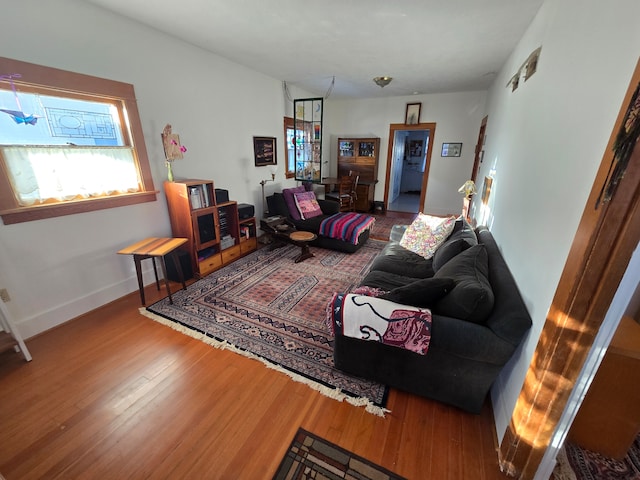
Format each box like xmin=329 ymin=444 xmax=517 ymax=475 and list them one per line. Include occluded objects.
xmin=390 ymin=224 xmax=408 ymax=242
xmin=319 ymin=198 xmax=339 ymax=214
xmin=429 ymin=314 xmax=516 ymax=365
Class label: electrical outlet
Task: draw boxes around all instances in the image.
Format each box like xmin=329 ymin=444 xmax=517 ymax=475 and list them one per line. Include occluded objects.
xmin=0 ymin=288 xmax=10 ymax=303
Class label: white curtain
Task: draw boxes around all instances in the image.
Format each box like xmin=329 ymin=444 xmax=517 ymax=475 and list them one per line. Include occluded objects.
xmin=1 ymin=146 xmax=141 ymax=206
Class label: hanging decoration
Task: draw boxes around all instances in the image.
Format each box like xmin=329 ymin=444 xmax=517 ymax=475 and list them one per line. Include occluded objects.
xmin=283 ymin=76 xmax=335 ymax=101
xmin=161 ymin=124 xmax=187 ymax=182
xmin=595 ymin=80 xmax=640 ymax=208
xmin=0 ymin=73 xmax=40 ymax=125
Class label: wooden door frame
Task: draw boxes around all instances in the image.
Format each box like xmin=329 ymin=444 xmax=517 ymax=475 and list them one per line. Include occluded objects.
xmin=499 ymin=59 xmax=640 ymax=478
xmin=383 ymin=122 xmax=436 ymax=212
xmin=471 ymin=116 xmax=488 ymax=183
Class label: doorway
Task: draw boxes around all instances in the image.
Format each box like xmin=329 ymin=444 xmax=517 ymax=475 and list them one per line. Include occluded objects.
xmin=383 ymin=123 xmax=436 ymax=214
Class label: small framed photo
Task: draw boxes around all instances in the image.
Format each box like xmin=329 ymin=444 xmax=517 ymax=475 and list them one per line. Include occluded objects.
xmin=405 ymin=102 xmax=421 ymax=125
xmin=441 ymin=142 xmax=462 ymax=157
xmin=253 ymin=136 xmax=277 ymax=166
xmin=481 ymin=176 xmax=493 ymax=205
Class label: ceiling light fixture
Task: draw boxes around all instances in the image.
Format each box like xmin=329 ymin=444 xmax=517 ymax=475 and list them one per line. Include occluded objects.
xmin=373 ymin=76 xmax=392 ymax=88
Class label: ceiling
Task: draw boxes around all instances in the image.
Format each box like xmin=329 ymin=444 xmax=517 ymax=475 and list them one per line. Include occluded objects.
xmin=83 ymin=0 xmax=543 ymax=99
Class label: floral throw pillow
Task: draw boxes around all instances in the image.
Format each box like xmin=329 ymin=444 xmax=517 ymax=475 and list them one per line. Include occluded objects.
xmin=293 ymin=191 xmax=323 ymax=220
xmin=399 ymin=214 xmax=456 ymax=259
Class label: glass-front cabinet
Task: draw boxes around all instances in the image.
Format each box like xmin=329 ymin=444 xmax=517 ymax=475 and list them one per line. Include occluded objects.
xmin=336 ymin=137 xmax=380 ymax=212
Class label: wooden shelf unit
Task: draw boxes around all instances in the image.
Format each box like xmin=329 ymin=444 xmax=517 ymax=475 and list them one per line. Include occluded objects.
xmin=337 ymin=138 xmax=379 ymax=212
xmin=164 ymin=180 xmax=257 ymax=278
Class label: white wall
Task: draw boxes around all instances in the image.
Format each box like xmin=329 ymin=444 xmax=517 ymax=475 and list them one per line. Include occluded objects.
xmin=325 ymin=91 xmax=487 ymax=215
xmin=475 ymin=0 xmax=640 ymax=442
xmin=0 ymin=0 xmax=303 ymax=338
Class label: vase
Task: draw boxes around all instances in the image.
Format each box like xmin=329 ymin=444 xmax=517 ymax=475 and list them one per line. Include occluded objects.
xmin=166 ymin=161 xmax=174 ymax=182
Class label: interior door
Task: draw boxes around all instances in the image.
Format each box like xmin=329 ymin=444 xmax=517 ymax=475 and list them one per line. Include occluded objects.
xmin=383 ymin=122 xmax=436 ymax=213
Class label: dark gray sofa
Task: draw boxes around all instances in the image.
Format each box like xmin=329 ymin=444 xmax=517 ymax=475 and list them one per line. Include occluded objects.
xmin=266 ymin=192 xmax=370 ymax=253
xmin=332 ymin=219 xmax=532 ymax=413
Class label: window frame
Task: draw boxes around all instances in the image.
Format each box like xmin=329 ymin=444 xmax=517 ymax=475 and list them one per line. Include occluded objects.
xmin=283 ymin=116 xmax=297 ymax=179
xmin=0 ymin=56 xmax=156 ymax=225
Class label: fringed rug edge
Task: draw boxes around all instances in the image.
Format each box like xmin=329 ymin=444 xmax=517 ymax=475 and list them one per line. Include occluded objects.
xmin=138 ymin=307 xmax=389 ymax=417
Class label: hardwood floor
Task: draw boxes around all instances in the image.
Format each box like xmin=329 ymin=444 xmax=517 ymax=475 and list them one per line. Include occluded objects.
xmin=0 ymin=282 xmax=509 ymax=480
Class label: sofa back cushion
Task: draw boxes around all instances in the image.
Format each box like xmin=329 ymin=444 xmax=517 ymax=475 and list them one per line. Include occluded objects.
xmin=283 ymin=186 xmax=307 ymax=220
xmin=266 ymin=193 xmax=290 ymax=218
xmin=433 ymin=244 xmax=494 ymax=324
xmin=432 ymin=217 xmax=478 ymax=271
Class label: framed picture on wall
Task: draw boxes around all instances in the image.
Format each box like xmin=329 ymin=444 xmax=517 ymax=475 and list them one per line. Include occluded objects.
xmin=441 ymin=142 xmax=462 ymax=157
xmin=405 ymin=103 xmax=421 ymax=125
xmin=253 ymin=136 xmax=277 ymax=166
xmin=482 ymin=176 xmax=493 ymax=204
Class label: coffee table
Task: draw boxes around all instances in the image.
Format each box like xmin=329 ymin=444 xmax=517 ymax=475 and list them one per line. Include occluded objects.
xmin=260 ymin=217 xmax=317 ymax=263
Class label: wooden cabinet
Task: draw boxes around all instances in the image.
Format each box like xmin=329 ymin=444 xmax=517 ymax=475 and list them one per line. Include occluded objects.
xmin=164 ymin=180 xmax=257 ymax=278
xmin=337 ymin=138 xmax=379 ymax=212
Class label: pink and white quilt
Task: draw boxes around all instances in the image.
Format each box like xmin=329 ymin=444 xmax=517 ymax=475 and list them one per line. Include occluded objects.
xmin=327 ymin=293 xmax=432 ymax=355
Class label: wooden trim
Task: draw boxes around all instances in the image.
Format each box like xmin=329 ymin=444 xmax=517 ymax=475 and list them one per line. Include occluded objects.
xmin=499 ymin=58 xmax=640 ymax=478
xmin=471 ymin=116 xmax=488 ymax=183
xmin=0 ymin=191 xmax=158 ymax=225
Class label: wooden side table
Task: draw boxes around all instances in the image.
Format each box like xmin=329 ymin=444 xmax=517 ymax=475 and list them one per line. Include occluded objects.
xmin=118 ymin=237 xmax=188 ymax=305
xmin=289 ymin=231 xmax=317 ymax=263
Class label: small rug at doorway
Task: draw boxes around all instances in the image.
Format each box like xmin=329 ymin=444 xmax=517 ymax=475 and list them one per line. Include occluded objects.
xmin=552 ymin=434 xmax=640 ymax=480
xmin=273 ymin=428 xmax=406 ymax=480
xmin=141 ymin=241 xmax=389 ymax=415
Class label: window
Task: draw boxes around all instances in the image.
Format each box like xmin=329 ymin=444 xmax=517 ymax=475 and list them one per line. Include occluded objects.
xmin=0 ymin=56 xmax=156 ymax=224
xmin=283 ymin=117 xmax=295 ymax=179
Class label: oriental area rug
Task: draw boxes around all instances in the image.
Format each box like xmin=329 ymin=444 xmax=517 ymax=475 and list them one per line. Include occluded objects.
xmin=141 ymin=240 xmax=389 ymax=415
xmin=273 ymin=428 xmax=406 ymax=480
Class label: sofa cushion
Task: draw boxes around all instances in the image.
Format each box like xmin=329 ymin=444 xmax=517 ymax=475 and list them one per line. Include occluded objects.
xmin=369 ymin=242 xmax=435 ymax=278
xmin=399 ymin=214 xmax=456 ymax=259
xmin=282 ymin=185 xmax=306 ymax=220
xmin=432 ymin=238 xmax=471 ymax=271
xmin=361 ymin=270 xmax=425 ymax=291
xmin=380 ymin=277 xmax=455 ymax=308
xmin=432 ymin=217 xmax=478 ymax=271
xmin=293 ymin=191 xmax=323 ymax=219
xmin=433 ymin=244 xmax=494 ymax=324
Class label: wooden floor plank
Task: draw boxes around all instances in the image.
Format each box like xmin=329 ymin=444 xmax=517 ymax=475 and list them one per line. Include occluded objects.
xmin=0 ymin=282 xmax=510 ymax=480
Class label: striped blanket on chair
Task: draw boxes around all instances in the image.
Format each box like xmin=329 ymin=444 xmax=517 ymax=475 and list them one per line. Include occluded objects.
xmin=319 ymin=212 xmax=375 ymax=245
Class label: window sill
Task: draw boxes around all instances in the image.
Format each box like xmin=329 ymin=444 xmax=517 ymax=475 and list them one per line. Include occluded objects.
xmin=0 ymin=191 xmax=158 ymax=225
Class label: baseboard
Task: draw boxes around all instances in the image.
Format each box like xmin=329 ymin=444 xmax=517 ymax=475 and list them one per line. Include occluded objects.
xmin=15 ymin=268 xmax=157 ymax=339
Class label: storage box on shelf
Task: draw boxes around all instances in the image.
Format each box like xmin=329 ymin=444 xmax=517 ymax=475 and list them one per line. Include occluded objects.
xmin=164 ymin=180 xmax=257 ymax=278
xmin=239 ymin=218 xmax=258 ymax=254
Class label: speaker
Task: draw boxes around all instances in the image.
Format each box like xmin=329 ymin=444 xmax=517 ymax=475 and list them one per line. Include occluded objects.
xmin=214 ymin=188 xmax=229 ymax=204
xmin=165 ymin=249 xmax=193 ymax=282
xmin=238 ymin=203 xmax=255 ymax=219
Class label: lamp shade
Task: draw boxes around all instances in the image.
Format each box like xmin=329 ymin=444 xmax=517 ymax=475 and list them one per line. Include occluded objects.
xmin=458 ymin=180 xmax=477 ymax=196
